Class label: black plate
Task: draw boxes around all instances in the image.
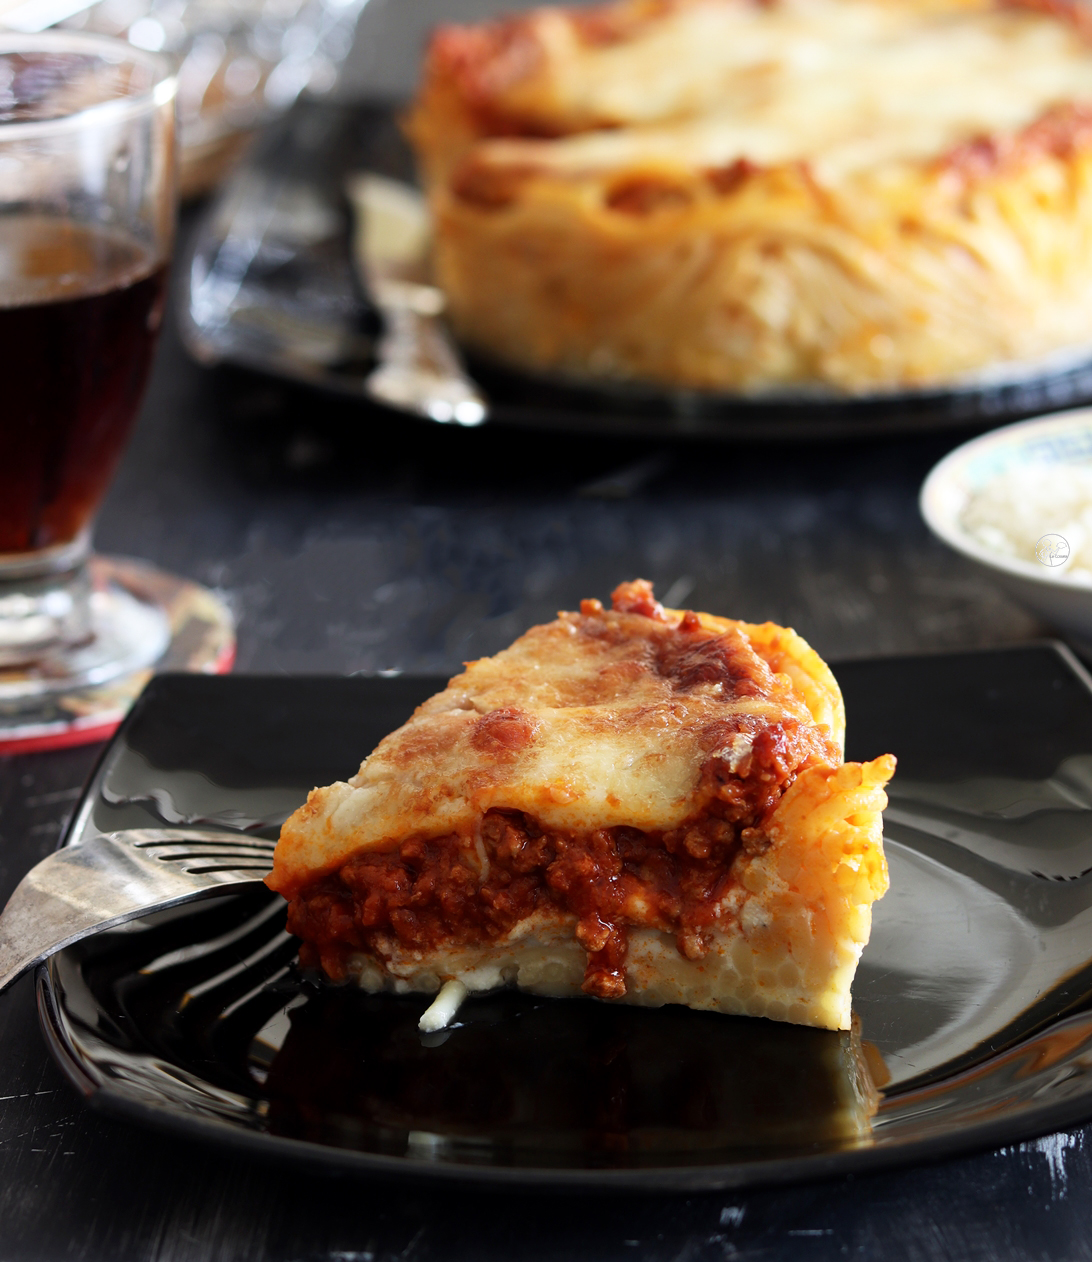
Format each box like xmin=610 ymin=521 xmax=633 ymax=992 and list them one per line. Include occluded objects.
xmin=37 ymin=645 xmax=1092 ymax=1189
xmin=179 ymin=99 xmax=1092 ymax=444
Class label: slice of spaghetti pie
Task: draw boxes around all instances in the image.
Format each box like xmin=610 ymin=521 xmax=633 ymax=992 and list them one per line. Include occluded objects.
xmin=267 ymin=581 xmax=893 ymax=1031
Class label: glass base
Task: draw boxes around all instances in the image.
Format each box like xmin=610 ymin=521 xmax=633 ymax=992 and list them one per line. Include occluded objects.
xmin=0 ymin=555 xmax=235 ymax=752
xmin=0 ymin=535 xmax=93 ymax=667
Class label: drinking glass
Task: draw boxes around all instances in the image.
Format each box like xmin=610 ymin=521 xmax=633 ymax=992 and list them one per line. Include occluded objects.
xmin=0 ymin=32 xmax=177 ymax=711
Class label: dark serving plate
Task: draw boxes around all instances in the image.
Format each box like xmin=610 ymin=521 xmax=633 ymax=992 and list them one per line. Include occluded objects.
xmin=180 ymin=97 xmax=1092 ymax=444
xmin=37 ymin=644 xmax=1092 ymax=1189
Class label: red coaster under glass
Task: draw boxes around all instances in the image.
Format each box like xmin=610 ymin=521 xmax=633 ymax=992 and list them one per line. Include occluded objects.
xmin=0 ymin=556 xmax=235 ymax=755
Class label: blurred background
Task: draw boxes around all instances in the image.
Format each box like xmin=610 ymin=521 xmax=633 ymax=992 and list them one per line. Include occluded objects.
xmin=0 ymin=0 xmax=1033 ymax=680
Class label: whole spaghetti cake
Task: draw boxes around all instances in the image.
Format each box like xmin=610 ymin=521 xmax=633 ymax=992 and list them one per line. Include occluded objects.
xmin=406 ymin=0 xmax=1092 ymax=395
xmin=268 ymin=582 xmax=894 ymax=1031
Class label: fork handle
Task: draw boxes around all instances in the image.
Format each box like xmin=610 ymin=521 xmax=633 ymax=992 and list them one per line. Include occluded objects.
xmin=0 ymin=841 xmax=266 ymax=996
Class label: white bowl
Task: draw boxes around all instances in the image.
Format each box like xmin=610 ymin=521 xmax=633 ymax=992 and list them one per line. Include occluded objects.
xmin=920 ymin=408 xmax=1092 ymax=642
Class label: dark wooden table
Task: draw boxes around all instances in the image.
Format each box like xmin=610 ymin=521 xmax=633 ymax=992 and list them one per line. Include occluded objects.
xmin=1 ymin=207 xmax=1086 ymax=1261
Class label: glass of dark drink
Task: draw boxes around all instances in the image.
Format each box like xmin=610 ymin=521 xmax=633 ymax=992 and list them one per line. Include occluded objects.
xmin=0 ymin=33 xmax=176 ymax=707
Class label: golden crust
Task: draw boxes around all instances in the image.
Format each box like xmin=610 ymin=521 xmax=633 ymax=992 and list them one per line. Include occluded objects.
xmin=407 ymin=0 xmax=1092 ymax=393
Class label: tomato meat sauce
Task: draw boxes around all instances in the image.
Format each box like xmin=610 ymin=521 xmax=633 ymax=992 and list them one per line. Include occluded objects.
xmin=287 ymin=722 xmax=825 ymax=999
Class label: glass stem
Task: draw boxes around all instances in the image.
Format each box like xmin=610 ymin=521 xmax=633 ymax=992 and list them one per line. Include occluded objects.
xmin=0 ymin=531 xmax=93 ymax=668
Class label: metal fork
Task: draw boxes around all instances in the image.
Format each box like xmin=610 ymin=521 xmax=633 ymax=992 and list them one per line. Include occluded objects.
xmin=0 ymin=829 xmax=278 ymax=995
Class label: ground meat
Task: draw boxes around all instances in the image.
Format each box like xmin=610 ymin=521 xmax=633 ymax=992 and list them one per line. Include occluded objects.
xmin=608 ymin=578 xmax=667 ymax=620
xmin=289 ymin=788 xmax=779 ymax=997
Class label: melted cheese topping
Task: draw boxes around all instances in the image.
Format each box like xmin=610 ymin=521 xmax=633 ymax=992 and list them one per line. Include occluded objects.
xmin=269 ymin=591 xmax=844 ymax=894
xmin=469 ymin=0 xmax=1092 ymax=182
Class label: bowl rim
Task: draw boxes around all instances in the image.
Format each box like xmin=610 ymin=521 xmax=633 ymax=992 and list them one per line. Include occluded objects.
xmin=919 ymin=406 xmax=1092 ymax=593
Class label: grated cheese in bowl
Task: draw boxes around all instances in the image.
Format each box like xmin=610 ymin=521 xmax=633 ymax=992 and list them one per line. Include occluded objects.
xmin=921 ymin=411 xmax=1092 ymax=643
xmin=961 ymin=465 xmax=1092 ymax=582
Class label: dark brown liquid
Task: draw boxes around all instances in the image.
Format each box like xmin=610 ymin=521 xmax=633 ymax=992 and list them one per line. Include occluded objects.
xmin=0 ymin=217 xmax=167 ymax=554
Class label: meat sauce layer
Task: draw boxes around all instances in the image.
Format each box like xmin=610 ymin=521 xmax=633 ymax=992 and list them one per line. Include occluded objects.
xmin=288 ymin=720 xmax=824 ymax=998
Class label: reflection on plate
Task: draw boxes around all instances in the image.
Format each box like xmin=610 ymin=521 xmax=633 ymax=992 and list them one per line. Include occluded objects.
xmin=37 ymin=645 xmax=1092 ymax=1188
xmin=181 ymin=98 xmax=1092 ymax=443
